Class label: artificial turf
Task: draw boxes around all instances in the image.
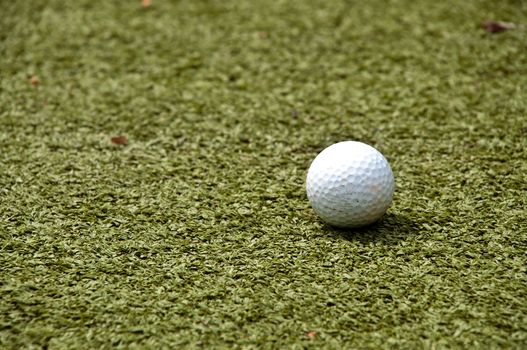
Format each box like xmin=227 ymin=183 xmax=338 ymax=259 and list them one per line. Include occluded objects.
xmin=1 ymin=0 xmax=526 ymax=348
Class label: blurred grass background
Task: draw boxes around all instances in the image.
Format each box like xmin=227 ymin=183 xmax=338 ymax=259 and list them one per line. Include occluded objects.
xmin=1 ymin=0 xmax=526 ymax=348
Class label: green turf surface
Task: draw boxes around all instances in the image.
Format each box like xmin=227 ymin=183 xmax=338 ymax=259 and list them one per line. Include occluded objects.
xmin=1 ymin=0 xmax=527 ymax=348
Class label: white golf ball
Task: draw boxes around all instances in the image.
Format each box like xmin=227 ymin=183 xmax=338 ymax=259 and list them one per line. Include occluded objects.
xmin=306 ymin=141 xmax=395 ymax=228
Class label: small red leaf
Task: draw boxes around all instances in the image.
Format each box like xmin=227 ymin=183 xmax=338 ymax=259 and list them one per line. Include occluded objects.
xmin=483 ymin=21 xmax=516 ymax=33
xmin=111 ymin=135 xmax=128 ymax=145
xmin=141 ymin=0 xmax=152 ymax=8
xmin=306 ymin=331 xmax=317 ymax=339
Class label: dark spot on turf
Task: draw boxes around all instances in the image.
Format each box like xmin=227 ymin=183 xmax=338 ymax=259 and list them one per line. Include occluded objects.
xmin=29 ymin=75 xmax=40 ymax=86
xmin=482 ymin=20 xmax=516 ymax=33
xmin=111 ymin=135 xmax=128 ymax=145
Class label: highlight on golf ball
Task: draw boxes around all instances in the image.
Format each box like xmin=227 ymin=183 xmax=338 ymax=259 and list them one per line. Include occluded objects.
xmin=306 ymin=141 xmax=395 ymax=228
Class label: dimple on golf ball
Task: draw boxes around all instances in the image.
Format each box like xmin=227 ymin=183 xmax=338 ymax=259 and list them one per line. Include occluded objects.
xmin=306 ymin=141 xmax=395 ymax=228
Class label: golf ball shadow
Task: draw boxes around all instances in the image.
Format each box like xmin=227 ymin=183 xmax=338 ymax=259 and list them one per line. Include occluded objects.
xmin=321 ymin=212 xmax=419 ymax=244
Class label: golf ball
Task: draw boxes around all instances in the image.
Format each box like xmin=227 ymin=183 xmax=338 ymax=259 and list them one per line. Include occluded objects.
xmin=306 ymin=141 xmax=394 ymax=228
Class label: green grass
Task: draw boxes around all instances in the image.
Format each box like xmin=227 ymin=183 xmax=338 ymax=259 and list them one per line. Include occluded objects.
xmin=1 ymin=0 xmax=526 ymax=348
